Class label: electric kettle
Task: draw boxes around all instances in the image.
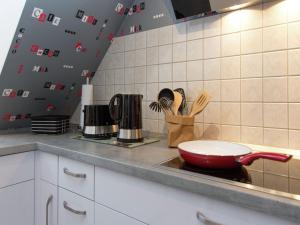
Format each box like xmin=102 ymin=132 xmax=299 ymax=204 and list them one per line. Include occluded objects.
xmin=109 ymin=94 xmax=143 ymax=143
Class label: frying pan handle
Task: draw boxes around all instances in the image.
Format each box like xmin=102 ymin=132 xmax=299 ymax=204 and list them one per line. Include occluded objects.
xmin=109 ymin=94 xmax=122 ymax=122
xmin=238 ymin=152 xmax=292 ymax=166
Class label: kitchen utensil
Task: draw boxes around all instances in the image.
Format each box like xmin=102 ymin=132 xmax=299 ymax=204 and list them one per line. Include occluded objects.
xmin=109 ymin=94 xmax=143 ymax=143
xmin=83 ymin=105 xmax=118 ymax=139
xmin=159 ymin=97 xmax=174 ymax=115
xmin=80 ymin=78 xmax=94 ymax=129
xmin=149 ymin=101 xmax=162 ymax=113
xmin=174 ymin=88 xmax=187 ymax=114
xmin=31 ymin=115 xmax=70 ymax=134
xmin=178 ymin=140 xmax=292 ymax=169
xmin=158 ymin=88 xmax=174 ymax=101
xmin=172 ymin=91 xmax=183 ymax=116
xmin=189 ymin=91 xmax=210 ymax=117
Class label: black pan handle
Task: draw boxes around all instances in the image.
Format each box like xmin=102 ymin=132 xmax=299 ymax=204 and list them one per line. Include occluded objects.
xmin=109 ymin=94 xmax=123 ymax=122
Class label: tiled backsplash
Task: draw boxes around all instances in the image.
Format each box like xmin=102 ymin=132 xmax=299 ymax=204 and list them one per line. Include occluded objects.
xmin=92 ymin=0 xmax=300 ymax=150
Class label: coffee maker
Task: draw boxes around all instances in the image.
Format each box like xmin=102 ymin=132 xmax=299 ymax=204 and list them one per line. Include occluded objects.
xmin=109 ymin=94 xmax=143 ymax=143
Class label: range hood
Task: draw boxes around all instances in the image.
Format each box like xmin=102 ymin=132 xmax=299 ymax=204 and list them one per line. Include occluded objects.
xmin=171 ymin=0 xmax=274 ymax=20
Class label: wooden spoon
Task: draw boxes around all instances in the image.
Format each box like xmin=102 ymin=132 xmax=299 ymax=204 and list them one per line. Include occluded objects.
xmin=189 ymin=91 xmax=211 ymax=117
xmin=172 ymin=91 xmax=183 ymax=116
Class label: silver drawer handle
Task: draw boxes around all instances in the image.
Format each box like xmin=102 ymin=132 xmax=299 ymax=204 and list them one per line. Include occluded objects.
xmin=63 ymin=168 xmax=87 ymax=179
xmin=63 ymin=201 xmax=87 ymax=216
xmin=197 ymin=211 xmax=222 ymax=225
xmin=46 ymin=195 xmax=53 ymax=225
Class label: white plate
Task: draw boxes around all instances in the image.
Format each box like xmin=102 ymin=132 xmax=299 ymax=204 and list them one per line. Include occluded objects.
xmin=178 ymin=140 xmax=252 ymax=156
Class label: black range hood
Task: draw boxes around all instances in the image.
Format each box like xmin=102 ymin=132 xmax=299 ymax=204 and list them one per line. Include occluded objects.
xmin=171 ymin=0 xmax=274 ymax=20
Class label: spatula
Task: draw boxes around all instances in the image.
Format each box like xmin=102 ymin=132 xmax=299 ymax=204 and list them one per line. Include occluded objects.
xmin=172 ymin=91 xmax=183 ymax=116
xmin=189 ymin=91 xmax=211 ymax=117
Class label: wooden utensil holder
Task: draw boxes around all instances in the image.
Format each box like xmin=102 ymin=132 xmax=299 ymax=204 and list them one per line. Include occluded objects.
xmin=165 ymin=115 xmax=195 ymax=148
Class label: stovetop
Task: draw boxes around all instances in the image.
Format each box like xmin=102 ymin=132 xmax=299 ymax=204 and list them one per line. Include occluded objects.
xmin=161 ymin=157 xmax=299 ymax=197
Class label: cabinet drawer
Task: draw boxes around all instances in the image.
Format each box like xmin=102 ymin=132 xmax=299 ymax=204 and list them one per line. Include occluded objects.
xmin=58 ymin=188 xmax=94 ymax=225
xmin=59 ymin=157 xmax=94 ymax=200
xmin=36 ymin=151 xmax=58 ymax=185
xmin=95 ymin=203 xmax=146 ymax=225
xmin=0 ymin=151 xmax=34 ymax=188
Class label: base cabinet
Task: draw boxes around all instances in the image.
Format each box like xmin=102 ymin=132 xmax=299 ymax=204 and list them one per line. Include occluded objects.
xmin=0 ymin=180 xmax=34 ymax=225
xmin=35 ymin=179 xmax=58 ymax=225
xmin=95 ymin=203 xmax=146 ymax=225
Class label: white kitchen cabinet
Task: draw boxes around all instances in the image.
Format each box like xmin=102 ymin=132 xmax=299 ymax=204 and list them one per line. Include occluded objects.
xmin=59 ymin=157 xmax=94 ymax=200
xmin=95 ymin=203 xmax=146 ymax=225
xmin=0 ymin=180 xmax=34 ymax=225
xmin=36 ymin=151 xmax=59 ymax=185
xmin=58 ymin=188 xmax=94 ymax=225
xmin=0 ymin=151 xmax=34 ymax=189
xmin=36 ymin=179 xmax=58 ymax=225
xmin=95 ymin=167 xmax=298 ymax=225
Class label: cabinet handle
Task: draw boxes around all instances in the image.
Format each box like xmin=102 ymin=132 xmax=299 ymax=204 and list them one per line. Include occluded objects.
xmin=63 ymin=168 xmax=87 ymax=179
xmin=196 ymin=211 xmax=222 ymax=225
xmin=46 ymin=195 xmax=53 ymax=225
xmin=63 ymin=201 xmax=87 ymax=216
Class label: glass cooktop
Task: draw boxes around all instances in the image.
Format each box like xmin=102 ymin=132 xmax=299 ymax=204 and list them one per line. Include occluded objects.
xmin=161 ymin=157 xmax=300 ymax=199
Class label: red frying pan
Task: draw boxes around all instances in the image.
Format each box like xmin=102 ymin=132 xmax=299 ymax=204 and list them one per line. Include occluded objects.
xmin=178 ymin=141 xmax=292 ymax=169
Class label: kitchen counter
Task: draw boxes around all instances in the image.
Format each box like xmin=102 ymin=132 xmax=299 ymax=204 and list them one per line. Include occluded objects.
xmin=0 ymin=131 xmax=300 ymax=223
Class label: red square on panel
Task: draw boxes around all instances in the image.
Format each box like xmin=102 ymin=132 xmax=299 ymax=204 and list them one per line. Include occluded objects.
xmin=30 ymin=45 xmax=39 ymax=53
xmin=38 ymin=13 xmax=47 ymax=22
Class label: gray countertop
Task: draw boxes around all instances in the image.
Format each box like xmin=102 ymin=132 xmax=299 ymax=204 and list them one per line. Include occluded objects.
xmin=0 ymin=131 xmax=300 ymax=223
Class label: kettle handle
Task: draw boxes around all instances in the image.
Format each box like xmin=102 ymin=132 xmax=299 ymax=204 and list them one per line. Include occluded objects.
xmin=109 ymin=94 xmax=123 ymax=122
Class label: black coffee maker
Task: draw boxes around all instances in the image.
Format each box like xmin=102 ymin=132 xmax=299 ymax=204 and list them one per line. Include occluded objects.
xmin=109 ymin=94 xmax=143 ymax=143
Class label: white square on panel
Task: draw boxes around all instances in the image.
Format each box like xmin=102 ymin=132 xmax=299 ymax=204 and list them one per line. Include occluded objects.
xmin=2 ymin=89 xmax=13 ymax=97
xmin=22 ymin=91 xmax=30 ymax=98
xmin=50 ymin=85 xmax=56 ymax=90
xmin=52 ymin=17 xmax=61 ymax=26
xmin=32 ymin=8 xmax=43 ymax=18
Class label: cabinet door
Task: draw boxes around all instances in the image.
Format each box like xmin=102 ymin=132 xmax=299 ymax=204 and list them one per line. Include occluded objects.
xmin=95 ymin=203 xmax=146 ymax=225
xmin=36 ymin=179 xmax=58 ymax=225
xmin=58 ymin=188 xmax=94 ymax=225
xmin=0 ymin=180 xmax=34 ymax=225
xmin=36 ymin=151 xmax=58 ymax=185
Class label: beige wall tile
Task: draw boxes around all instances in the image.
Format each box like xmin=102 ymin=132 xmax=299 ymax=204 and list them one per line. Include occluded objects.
xmin=289 ymin=103 xmax=300 ymax=129
xmin=221 ymin=102 xmax=241 ymax=125
xmin=134 ymin=66 xmax=146 ymax=84
xmin=125 ymin=68 xmax=134 ymax=84
xmin=173 ymin=42 xmax=187 ymax=62
xmin=159 ymin=25 xmax=172 ymax=45
xmin=221 ymin=79 xmax=241 ymax=102
xmin=221 ymin=56 xmax=241 ymax=79
xmin=204 ymin=36 xmax=221 ymax=59
xmin=125 ymin=51 xmax=135 ymax=67
xmin=187 ymin=60 xmax=203 ymax=81
xmin=125 ymin=34 xmax=135 ymax=51
xmin=135 ymin=32 xmax=146 ymax=49
xmin=204 ymin=80 xmax=220 ymax=102
xmin=203 ymin=124 xmax=221 ymax=140
xmin=241 ymin=78 xmax=263 ymax=102
xmin=288 ymin=22 xmax=300 ymax=48
xmin=263 ymin=0 xmax=287 ymax=26
xmin=187 ymin=18 xmax=203 ymax=40
xmin=263 ymin=77 xmax=288 ymax=102
xmin=146 ymin=83 xmax=158 ymax=101
xmin=135 ymin=49 xmax=146 ymax=66
xmin=265 ymin=159 xmax=289 ymax=176
xmin=289 ymin=130 xmax=300 ymax=150
xmin=288 ymin=49 xmax=300 ymax=75
xmin=147 ymin=28 xmax=158 ymax=47
xmin=241 ymin=29 xmax=263 ymax=54
xmin=241 ymin=103 xmax=263 ymax=126
xmin=241 ymin=54 xmax=263 ymax=78
xmin=263 ymin=51 xmax=287 ymax=76
xmin=204 ymin=15 xmax=221 ymax=38
xmin=288 ymin=0 xmax=300 ymax=22
xmin=264 ymin=174 xmax=289 ymax=192
xmin=159 ymin=44 xmax=172 ymax=64
xmin=241 ymin=4 xmax=263 ymax=30
xmin=147 ymin=65 xmax=159 ymax=83
xmin=158 ymin=64 xmax=172 ymax=82
xmin=109 ymin=37 xmax=125 ymax=53
xmin=288 ymin=76 xmax=300 ymax=102
xmin=114 ymin=69 xmax=124 ymax=85
xmin=264 ymin=103 xmax=288 ymax=129
xmin=147 ymin=47 xmax=159 ymax=65
xmin=248 ymin=170 xmax=264 ymax=186
xmin=204 ymin=102 xmax=221 ymax=124
xmin=194 ymin=123 xmax=204 ymax=139
xmin=289 ymin=158 xmax=300 ymax=179
xmin=221 ymin=10 xmax=241 ymax=34
xmin=289 ymin=178 xmax=300 ymax=195
xmin=221 ymin=33 xmax=241 ymax=56
xmin=173 ymin=23 xmax=187 ymax=43
xmin=263 ymin=24 xmax=287 ymax=52
xmin=173 ymin=62 xmax=187 ymax=82
xmin=187 ymin=81 xmax=203 ymax=101
xmin=241 ymin=126 xmax=263 ymax=145
xmin=264 ymin=128 xmax=289 ymax=148
xmin=187 ymin=39 xmax=203 ymax=60
xmin=221 ymin=125 xmax=241 ymax=142
xmin=204 ymin=58 xmax=221 ymax=80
